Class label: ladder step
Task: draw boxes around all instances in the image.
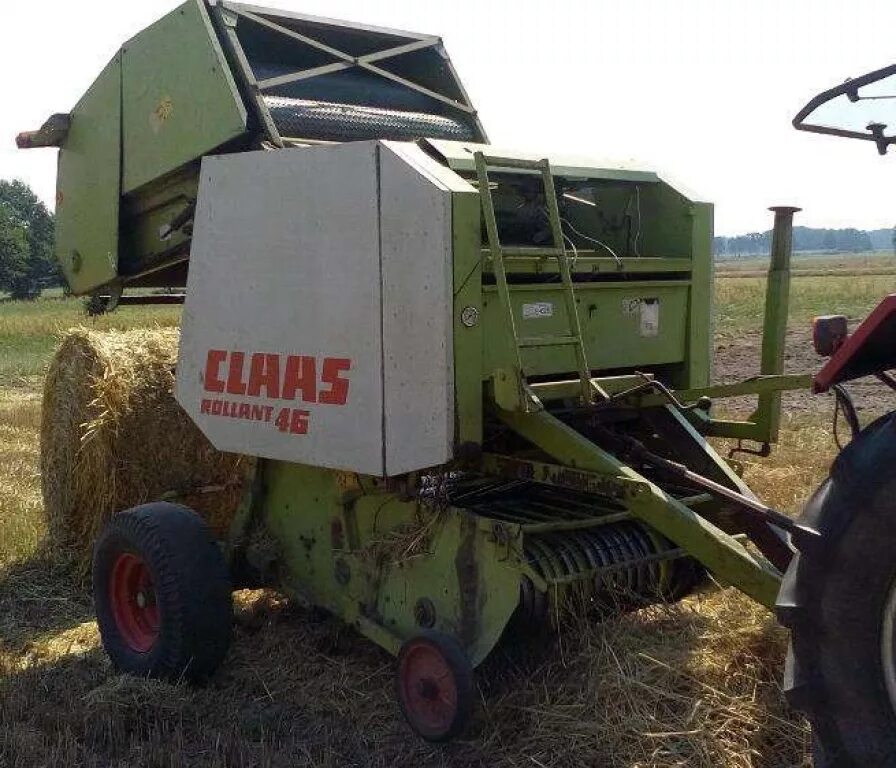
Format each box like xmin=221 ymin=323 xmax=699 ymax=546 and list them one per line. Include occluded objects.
xmin=497 ymin=246 xmax=564 ymax=258
xmin=519 ymin=335 xmax=581 ymax=348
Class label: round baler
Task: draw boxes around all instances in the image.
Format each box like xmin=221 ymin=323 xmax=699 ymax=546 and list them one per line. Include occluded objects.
xmin=21 ymin=0 xmax=884 ymax=747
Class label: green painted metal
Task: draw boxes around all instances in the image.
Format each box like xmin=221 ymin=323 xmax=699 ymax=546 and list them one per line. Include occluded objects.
xmin=257 ymin=461 xmax=522 ymax=666
xmin=748 ymin=207 xmax=799 ymax=443
xmin=659 ymin=404 xmax=755 ymax=497
xmin=625 ymin=373 xmax=813 ymax=441
xmin=228 ymin=148 xmax=799 ymax=653
xmin=479 ymin=453 xmax=635 ymax=506
xmin=532 ymin=373 xmax=812 ymax=407
xmin=41 ymin=0 xmax=822 ymax=674
xmin=481 ymin=282 xmax=691 ymax=378
xmin=120 ymin=0 xmax=247 ymax=194
xmin=670 ymin=374 xmax=814 ymax=404
xmin=530 ymin=373 xmax=659 ymax=401
xmin=481 ymin=255 xmax=693 ymax=276
xmin=214 ymin=5 xmax=285 ymax=148
xmin=474 ymin=152 xmax=527 ymax=408
xmin=426 ymin=139 xmax=660 ymax=183
xmin=475 ymin=152 xmax=596 ymax=406
xmin=686 ymin=202 xmax=714 ymax=388
xmin=54 ymin=54 xmax=122 ymax=295
xmin=119 ymin=169 xmax=199 ymax=280
xmin=451 ymin=187 xmax=485 ymax=448
xmin=495 ymin=407 xmax=782 ymax=608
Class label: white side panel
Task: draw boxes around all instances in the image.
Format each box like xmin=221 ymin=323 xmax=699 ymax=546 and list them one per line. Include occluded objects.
xmin=379 ymin=143 xmax=454 ymax=475
xmin=176 ymin=143 xmax=385 ymax=475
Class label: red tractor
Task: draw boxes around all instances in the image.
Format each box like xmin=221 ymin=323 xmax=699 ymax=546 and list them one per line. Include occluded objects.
xmin=778 ymin=64 xmax=896 ymax=767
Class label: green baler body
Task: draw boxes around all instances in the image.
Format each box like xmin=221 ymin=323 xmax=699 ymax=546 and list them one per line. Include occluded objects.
xmin=32 ymin=0 xmax=808 ymax=671
xmin=55 ymin=0 xmax=247 ymax=293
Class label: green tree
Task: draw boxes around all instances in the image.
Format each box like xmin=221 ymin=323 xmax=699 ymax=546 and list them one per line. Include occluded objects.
xmin=0 ymin=180 xmax=57 ymax=299
xmin=0 ymin=205 xmax=29 ymax=292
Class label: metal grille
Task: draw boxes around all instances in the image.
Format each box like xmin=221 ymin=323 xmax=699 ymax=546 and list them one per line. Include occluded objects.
xmin=265 ymin=96 xmax=476 ymax=142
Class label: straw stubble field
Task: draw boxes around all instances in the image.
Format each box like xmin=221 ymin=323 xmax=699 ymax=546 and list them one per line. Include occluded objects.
xmin=0 ymin=269 xmax=893 ymax=767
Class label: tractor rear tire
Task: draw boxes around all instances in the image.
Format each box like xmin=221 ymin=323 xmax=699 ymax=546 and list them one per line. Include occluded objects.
xmin=776 ymin=411 xmax=896 ymax=767
xmin=93 ymin=502 xmax=232 ymax=682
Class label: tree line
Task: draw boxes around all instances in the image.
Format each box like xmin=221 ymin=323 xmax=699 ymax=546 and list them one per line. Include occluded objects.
xmin=715 ymin=225 xmax=896 ymax=259
xmin=0 ymin=180 xmax=58 ymax=299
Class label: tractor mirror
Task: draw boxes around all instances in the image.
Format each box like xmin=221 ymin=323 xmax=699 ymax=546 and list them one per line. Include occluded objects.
xmin=794 ymin=64 xmax=896 ymax=154
xmin=813 ymin=315 xmax=849 ymax=357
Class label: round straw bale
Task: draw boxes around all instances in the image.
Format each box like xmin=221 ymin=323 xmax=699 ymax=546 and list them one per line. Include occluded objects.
xmin=40 ymin=327 xmax=247 ymax=571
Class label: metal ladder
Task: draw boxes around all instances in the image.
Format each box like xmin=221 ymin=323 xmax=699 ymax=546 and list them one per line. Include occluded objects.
xmin=474 ymin=151 xmax=596 ymax=407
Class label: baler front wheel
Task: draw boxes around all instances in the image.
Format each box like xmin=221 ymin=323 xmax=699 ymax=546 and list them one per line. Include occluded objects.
xmin=93 ymin=502 xmax=232 ymax=682
xmin=396 ymin=631 xmax=474 ymax=742
xmin=777 ymin=412 xmax=896 ymax=767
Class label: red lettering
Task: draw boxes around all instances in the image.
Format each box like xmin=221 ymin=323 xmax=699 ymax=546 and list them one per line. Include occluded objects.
xmin=251 ymin=404 xmax=267 ymax=421
xmin=275 ymin=407 xmax=290 ymax=432
xmin=319 ymin=357 xmax=351 ymax=405
xmin=290 ymin=409 xmax=309 ymax=434
xmin=238 ymin=402 xmax=251 ymax=419
xmin=226 ymin=352 xmax=247 ymax=395
xmin=263 ymin=405 xmax=273 ymax=422
xmin=282 ymin=355 xmax=317 ymax=402
xmin=247 ymin=353 xmax=281 ymax=398
xmin=204 ymin=350 xmax=227 ymax=393
xmin=200 ymin=398 xmax=211 ymax=414
xmin=211 ymin=399 xmax=223 ymax=416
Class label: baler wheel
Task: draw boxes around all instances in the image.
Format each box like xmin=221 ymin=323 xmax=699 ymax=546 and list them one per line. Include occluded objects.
xmin=396 ymin=631 xmax=474 ymax=742
xmin=93 ymin=502 xmax=232 ymax=682
xmin=776 ymin=411 xmax=896 ymax=767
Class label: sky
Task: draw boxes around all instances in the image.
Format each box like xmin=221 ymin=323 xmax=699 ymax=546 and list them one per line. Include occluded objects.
xmin=1 ymin=0 xmax=894 ymax=236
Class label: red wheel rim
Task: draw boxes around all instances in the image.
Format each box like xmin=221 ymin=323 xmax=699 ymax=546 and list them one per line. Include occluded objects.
xmin=110 ymin=552 xmax=160 ymax=653
xmin=398 ymin=640 xmax=458 ymax=736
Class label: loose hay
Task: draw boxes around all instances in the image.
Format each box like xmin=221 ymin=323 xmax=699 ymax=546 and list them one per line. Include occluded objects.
xmin=40 ymin=327 xmax=246 ymax=571
xmin=0 ymin=580 xmax=810 ymax=767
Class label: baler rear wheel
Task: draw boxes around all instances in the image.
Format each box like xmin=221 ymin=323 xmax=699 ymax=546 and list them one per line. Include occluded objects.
xmin=776 ymin=412 xmax=896 ymax=767
xmin=93 ymin=502 xmax=232 ymax=682
xmin=396 ymin=630 xmax=474 ymax=742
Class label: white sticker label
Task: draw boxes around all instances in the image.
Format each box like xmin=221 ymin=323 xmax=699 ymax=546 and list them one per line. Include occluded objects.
xmin=522 ymin=302 xmax=554 ymax=319
xmin=640 ymin=299 xmax=660 ymax=337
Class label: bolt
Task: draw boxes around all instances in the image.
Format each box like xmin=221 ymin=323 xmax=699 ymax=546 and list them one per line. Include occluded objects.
xmin=414 ymin=597 xmax=436 ymax=628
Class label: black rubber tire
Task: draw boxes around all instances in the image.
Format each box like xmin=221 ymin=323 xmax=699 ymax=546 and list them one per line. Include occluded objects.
xmin=93 ymin=502 xmax=232 ymax=682
xmin=776 ymin=411 xmax=896 ymax=767
xmin=395 ymin=630 xmax=474 ymax=742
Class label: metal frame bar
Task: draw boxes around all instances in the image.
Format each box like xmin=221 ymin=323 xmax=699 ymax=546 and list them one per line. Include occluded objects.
xmin=749 ymin=206 xmax=799 ymax=443
xmin=220 ymin=1 xmax=436 ymax=42
xmin=257 ymin=62 xmax=353 ymax=90
xmin=214 ymin=6 xmax=284 ymax=146
xmin=496 ymin=407 xmax=782 ymax=608
xmin=532 ymin=372 xmax=811 ymax=405
xmin=228 ymin=6 xmax=474 ymax=115
xmin=480 ymin=253 xmax=692 ymax=275
xmin=357 ymin=61 xmax=476 ymax=114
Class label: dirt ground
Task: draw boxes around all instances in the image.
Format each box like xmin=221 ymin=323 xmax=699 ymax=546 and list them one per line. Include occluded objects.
xmin=714 ymin=327 xmax=893 ymax=419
